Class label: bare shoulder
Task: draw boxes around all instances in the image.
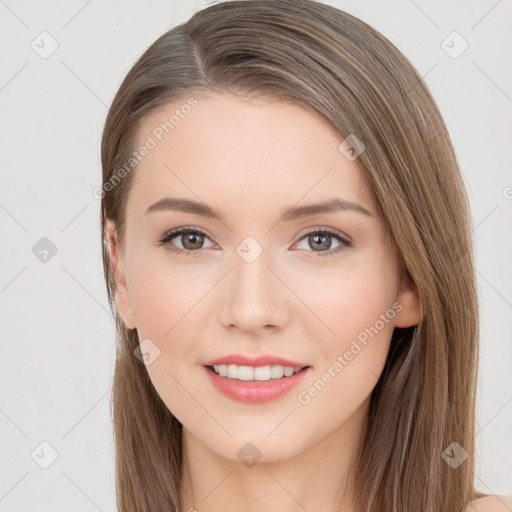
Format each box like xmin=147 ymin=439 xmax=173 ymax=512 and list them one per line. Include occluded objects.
xmin=465 ymin=495 xmax=512 ymax=512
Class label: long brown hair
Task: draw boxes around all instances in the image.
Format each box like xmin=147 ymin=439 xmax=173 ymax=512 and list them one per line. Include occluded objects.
xmin=100 ymin=1 xmax=486 ymax=510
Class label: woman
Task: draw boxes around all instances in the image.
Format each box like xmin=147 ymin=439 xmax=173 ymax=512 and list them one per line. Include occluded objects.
xmin=99 ymin=1 xmax=511 ymax=510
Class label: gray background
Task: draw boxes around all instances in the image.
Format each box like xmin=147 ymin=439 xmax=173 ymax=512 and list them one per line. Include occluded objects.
xmin=0 ymin=0 xmax=510 ymax=510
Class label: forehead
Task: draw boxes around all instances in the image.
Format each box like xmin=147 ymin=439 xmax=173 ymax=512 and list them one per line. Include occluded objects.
xmin=127 ymin=92 xmax=376 ymax=221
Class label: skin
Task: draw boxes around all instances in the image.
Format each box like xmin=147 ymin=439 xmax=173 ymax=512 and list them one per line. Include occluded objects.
xmin=465 ymin=496 xmax=512 ymax=512
xmin=106 ymin=92 xmax=424 ymax=511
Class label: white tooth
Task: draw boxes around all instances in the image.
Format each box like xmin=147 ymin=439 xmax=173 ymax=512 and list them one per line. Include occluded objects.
xmin=213 ymin=364 xmax=302 ymax=381
xmin=237 ymin=365 xmax=254 ymax=381
xmin=283 ymin=366 xmax=295 ymax=377
xmin=271 ymin=365 xmax=285 ymax=379
xmin=254 ymin=365 xmax=272 ymax=381
xmin=227 ymin=364 xmax=238 ymax=378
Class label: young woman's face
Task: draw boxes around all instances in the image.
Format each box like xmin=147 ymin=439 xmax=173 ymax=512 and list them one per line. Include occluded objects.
xmin=107 ymin=92 xmax=421 ymax=463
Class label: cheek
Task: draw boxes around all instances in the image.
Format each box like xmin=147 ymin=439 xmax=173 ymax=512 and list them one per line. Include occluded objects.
xmin=299 ymin=264 xmax=396 ymax=391
xmin=125 ymin=250 xmax=215 ymax=361
xmin=125 ymin=254 xmax=207 ymax=424
xmin=126 ymin=250 xmax=209 ymax=340
xmin=295 ymin=265 xmax=396 ymax=415
xmin=298 ymin=262 xmax=396 ymax=349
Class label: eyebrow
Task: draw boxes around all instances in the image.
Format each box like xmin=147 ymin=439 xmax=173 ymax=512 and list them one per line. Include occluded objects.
xmin=145 ymin=197 xmax=373 ymax=221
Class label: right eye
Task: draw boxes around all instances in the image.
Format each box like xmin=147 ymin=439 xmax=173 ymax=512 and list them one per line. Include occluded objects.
xmin=159 ymin=227 xmax=216 ymax=255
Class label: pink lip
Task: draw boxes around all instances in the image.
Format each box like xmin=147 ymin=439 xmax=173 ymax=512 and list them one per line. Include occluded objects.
xmin=203 ymin=354 xmax=310 ymax=368
xmin=203 ymin=365 xmax=311 ymax=404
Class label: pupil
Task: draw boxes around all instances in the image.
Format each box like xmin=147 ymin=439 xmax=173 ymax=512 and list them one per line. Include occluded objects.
xmin=310 ymin=233 xmax=330 ymax=251
xmin=183 ymin=232 xmax=203 ymax=250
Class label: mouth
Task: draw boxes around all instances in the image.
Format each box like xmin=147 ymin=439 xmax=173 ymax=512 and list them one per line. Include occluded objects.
xmin=203 ymin=363 xmax=312 ymax=404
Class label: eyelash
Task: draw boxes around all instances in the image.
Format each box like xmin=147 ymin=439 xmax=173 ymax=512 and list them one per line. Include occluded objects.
xmin=158 ymin=226 xmax=352 ymax=258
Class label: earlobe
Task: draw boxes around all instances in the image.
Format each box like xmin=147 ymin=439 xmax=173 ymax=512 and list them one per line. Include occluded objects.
xmin=394 ymin=275 xmax=423 ymax=328
xmin=106 ymin=220 xmax=137 ymax=330
xmin=114 ymin=290 xmax=137 ymax=330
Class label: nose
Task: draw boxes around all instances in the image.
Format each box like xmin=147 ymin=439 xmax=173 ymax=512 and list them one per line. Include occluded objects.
xmin=217 ymin=248 xmax=290 ymax=333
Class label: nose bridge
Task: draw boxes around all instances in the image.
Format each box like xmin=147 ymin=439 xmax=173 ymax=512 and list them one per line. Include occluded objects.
xmin=219 ymin=238 xmax=287 ymax=330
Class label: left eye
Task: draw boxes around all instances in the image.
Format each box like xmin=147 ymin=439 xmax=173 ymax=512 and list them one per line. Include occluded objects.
xmin=294 ymin=229 xmax=350 ymax=256
xmin=158 ymin=227 xmax=351 ymax=257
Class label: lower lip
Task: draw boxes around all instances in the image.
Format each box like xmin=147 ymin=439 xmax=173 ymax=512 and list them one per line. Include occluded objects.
xmin=203 ymin=365 xmax=311 ymax=404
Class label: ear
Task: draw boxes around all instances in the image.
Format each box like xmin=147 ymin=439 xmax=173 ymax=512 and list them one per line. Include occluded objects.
xmin=393 ymin=273 xmax=423 ymax=328
xmin=105 ymin=220 xmax=137 ymax=330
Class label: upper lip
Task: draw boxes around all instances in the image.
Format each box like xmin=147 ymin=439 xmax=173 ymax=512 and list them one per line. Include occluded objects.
xmin=203 ymin=354 xmax=310 ymax=368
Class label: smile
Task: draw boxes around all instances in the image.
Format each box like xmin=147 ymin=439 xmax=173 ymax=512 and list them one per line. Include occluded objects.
xmin=204 ymin=364 xmax=311 ymax=404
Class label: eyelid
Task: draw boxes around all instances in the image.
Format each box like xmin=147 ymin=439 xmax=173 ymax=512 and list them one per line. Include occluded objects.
xmin=294 ymin=225 xmax=350 ymax=243
xmin=158 ymin=225 xmax=216 ymax=249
